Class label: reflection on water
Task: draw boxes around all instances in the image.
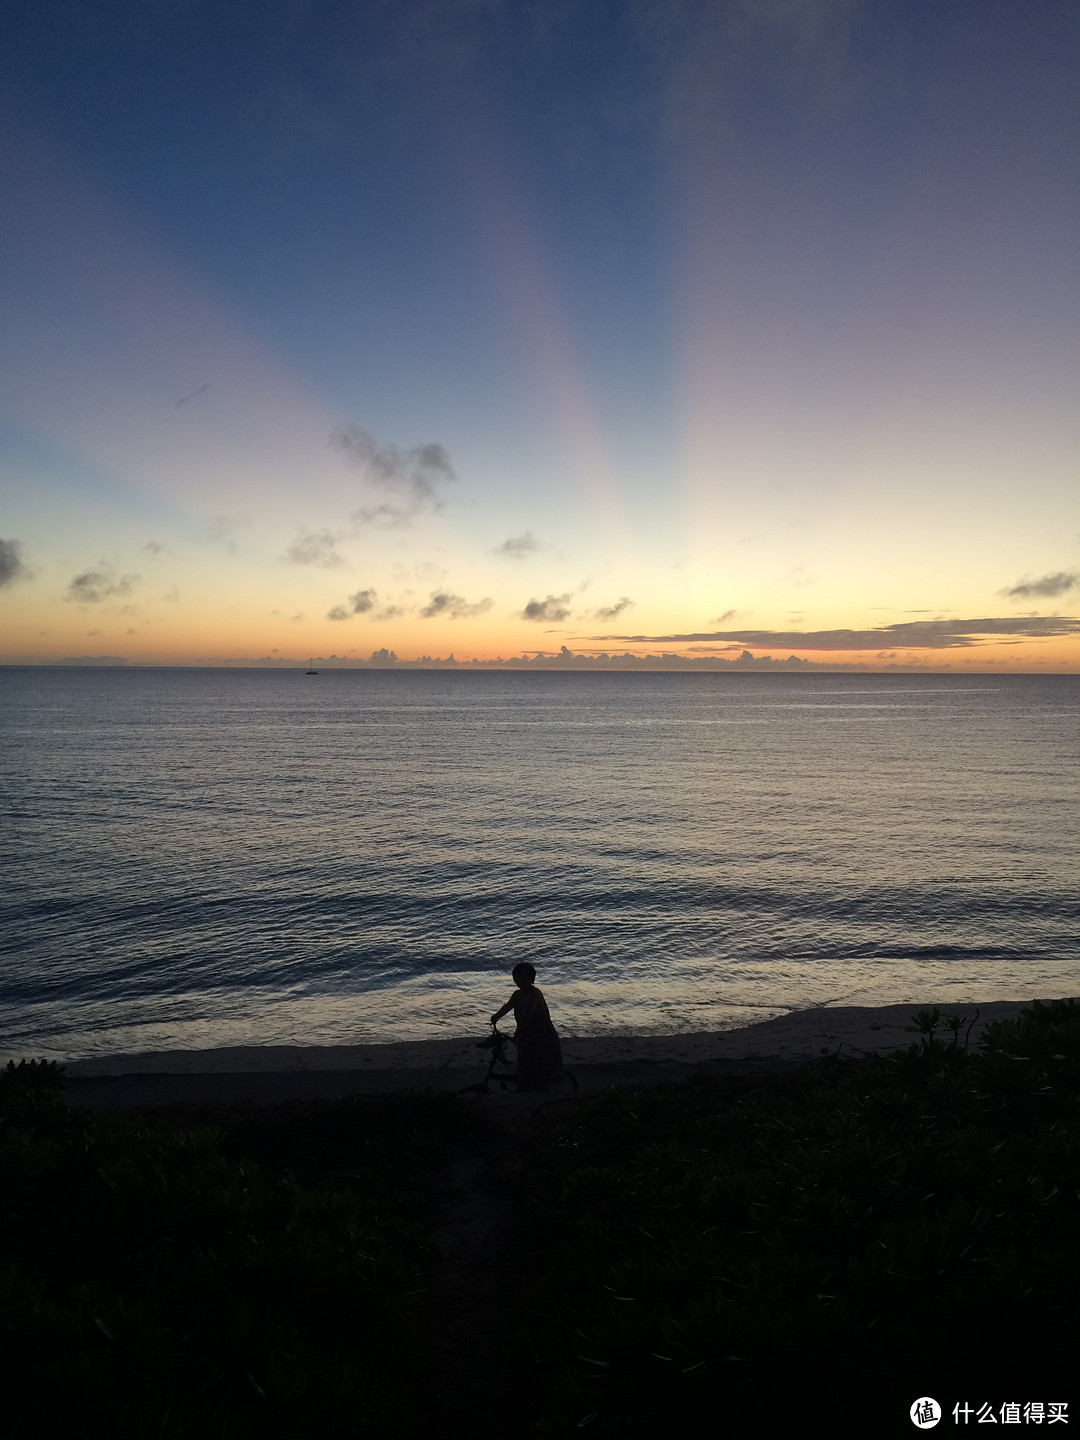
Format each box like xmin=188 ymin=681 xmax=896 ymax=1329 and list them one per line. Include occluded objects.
xmin=1 ymin=668 xmax=1078 ymax=1060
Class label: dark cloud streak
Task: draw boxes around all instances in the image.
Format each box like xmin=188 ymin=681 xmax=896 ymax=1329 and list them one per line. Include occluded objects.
xmin=586 ymin=617 xmax=1080 ymax=650
xmin=1002 ymin=571 xmax=1078 ymax=599
xmin=175 ymin=383 xmax=210 ymax=408
xmin=591 ymin=596 xmax=634 ymax=620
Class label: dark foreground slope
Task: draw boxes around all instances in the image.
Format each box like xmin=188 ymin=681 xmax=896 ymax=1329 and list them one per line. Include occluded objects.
xmin=2 ymin=1000 xmax=1078 ymax=1437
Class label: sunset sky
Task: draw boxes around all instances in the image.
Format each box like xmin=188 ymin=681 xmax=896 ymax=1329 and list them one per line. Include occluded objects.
xmin=1 ymin=0 xmax=1078 ymax=670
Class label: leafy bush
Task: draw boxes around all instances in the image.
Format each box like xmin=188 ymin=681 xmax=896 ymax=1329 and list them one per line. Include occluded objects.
xmin=0 ymin=1058 xmax=66 ymax=1113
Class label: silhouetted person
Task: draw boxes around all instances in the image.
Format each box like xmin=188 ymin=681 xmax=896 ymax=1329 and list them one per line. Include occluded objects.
xmin=490 ymin=962 xmax=564 ymax=1092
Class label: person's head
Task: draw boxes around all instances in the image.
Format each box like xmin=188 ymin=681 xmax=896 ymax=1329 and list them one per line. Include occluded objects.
xmin=512 ymin=962 xmax=536 ymax=988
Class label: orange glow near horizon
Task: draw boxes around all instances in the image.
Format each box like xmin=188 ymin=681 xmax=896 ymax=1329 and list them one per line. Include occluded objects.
xmin=5 ymin=584 xmax=1078 ymax=676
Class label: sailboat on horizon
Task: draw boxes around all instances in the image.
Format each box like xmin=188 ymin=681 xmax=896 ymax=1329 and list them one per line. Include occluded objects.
xmin=305 ymin=657 xmax=318 ymax=675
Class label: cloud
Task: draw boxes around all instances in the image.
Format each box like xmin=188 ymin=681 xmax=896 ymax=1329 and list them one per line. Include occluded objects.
xmin=175 ymin=383 xmax=210 ymax=408
xmin=585 ymin=617 xmax=1080 ymax=651
xmin=284 ymin=528 xmax=348 ymax=569
xmin=65 ymin=567 xmax=140 ymax=604
xmin=0 ymin=539 xmax=31 ymax=588
xmin=494 ymin=531 xmax=545 ymax=560
xmin=205 ymin=515 xmax=242 ymax=552
xmin=142 ymin=540 xmax=169 ymax=556
xmin=420 ymin=591 xmax=492 ymax=619
xmin=780 ymin=564 xmax=817 ymax=589
xmin=1002 ymin=571 xmax=1079 ymax=599
xmin=713 ymin=608 xmax=737 ymax=623
xmin=522 ymin=593 xmax=572 ymax=622
xmin=327 ymin=587 xmax=378 ymax=620
xmin=331 ymin=424 xmax=456 ymax=526
xmin=393 ymin=649 xmax=849 ymax=671
xmin=591 ymin=596 xmax=635 ymax=621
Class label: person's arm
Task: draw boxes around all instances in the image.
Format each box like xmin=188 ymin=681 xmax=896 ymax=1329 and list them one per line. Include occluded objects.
xmin=490 ymin=991 xmax=518 ymax=1025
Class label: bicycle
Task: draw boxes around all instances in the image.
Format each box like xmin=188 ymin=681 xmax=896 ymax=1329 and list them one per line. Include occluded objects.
xmin=458 ymin=1023 xmax=578 ymax=1097
xmin=458 ymin=1023 xmax=521 ymax=1095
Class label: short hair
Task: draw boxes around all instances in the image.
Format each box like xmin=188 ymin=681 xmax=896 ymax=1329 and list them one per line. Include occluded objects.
xmin=512 ymin=962 xmax=536 ymax=987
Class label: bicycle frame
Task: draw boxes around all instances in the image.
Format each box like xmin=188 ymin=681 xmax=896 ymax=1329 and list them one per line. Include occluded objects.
xmin=458 ymin=1024 xmax=520 ymax=1095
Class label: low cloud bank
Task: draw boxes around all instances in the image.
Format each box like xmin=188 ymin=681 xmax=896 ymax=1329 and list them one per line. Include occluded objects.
xmin=254 ymin=648 xmax=860 ymax=670
xmin=587 ymin=617 xmax=1080 ymax=651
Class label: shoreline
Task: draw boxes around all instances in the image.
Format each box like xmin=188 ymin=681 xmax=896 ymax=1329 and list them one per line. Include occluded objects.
xmin=55 ymin=998 xmax=1065 ymax=1109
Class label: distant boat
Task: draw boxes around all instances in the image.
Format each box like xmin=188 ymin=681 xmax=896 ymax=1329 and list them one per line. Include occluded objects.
xmin=305 ymin=657 xmax=318 ymax=675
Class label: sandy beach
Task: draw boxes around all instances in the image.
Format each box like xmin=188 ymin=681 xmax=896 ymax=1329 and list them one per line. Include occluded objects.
xmin=59 ymin=998 xmax=1058 ymax=1109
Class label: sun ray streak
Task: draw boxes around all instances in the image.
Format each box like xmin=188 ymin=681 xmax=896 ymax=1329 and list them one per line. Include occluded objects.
xmin=445 ymin=99 xmax=635 ymax=565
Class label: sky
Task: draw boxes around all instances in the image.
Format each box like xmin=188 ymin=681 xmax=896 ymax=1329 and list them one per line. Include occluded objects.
xmin=1 ymin=0 xmax=1078 ymax=671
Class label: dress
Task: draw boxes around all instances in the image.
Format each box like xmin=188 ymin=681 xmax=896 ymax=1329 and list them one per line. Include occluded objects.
xmin=511 ymin=986 xmax=564 ymax=1091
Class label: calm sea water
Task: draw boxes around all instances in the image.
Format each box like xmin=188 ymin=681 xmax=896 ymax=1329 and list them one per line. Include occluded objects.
xmin=1 ymin=667 xmax=1078 ymax=1061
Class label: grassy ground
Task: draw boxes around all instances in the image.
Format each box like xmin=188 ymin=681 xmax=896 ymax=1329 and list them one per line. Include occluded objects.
xmin=507 ymin=1000 xmax=1080 ymax=1435
xmin=3 ymin=999 xmax=1078 ymax=1437
xmin=0 ymin=1076 xmax=478 ymax=1437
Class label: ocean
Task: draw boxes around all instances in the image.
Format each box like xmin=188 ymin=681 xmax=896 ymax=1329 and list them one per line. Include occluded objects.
xmin=1 ymin=667 xmax=1078 ymax=1061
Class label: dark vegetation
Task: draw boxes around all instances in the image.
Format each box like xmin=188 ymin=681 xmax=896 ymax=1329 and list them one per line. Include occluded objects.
xmin=0 ymin=1075 xmax=475 ymax=1437
xmin=2 ymin=1000 xmax=1078 ymax=1437
xmin=513 ymin=1001 xmax=1080 ymax=1435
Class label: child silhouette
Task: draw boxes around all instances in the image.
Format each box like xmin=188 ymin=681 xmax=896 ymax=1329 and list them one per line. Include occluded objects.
xmin=490 ymin=962 xmax=564 ymax=1092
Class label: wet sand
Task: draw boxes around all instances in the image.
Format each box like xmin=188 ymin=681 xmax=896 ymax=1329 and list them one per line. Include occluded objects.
xmin=59 ymin=998 xmax=1052 ymax=1109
